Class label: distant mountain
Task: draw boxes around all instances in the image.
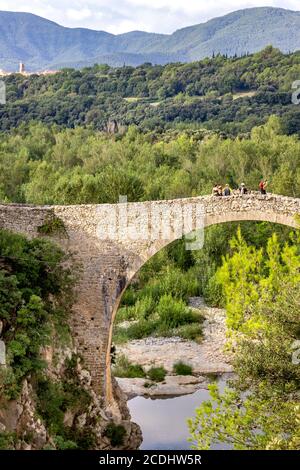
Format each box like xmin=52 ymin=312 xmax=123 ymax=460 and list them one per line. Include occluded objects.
xmin=1 ymin=7 xmax=300 ymax=71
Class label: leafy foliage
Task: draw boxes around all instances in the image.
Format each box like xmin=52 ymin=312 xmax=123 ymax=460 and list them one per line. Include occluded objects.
xmin=37 ymin=216 xmax=67 ymax=237
xmin=1 ymin=48 xmax=300 ymax=135
xmin=147 ymin=367 xmax=167 ymax=383
xmin=173 ymin=362 xmax=193 ymax=376
xmin=104 ymin=423 xmax=126 ymax=447
xmin=188 ymin=231 xmax=300 ymax=450
xmin=113 ymin=355 xmax=146 ymax=379
xmin=0 ymin=230 xmax=75 ymax=399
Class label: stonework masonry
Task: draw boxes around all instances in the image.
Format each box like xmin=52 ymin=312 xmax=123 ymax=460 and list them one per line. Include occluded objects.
xmin=0 ymin=193 xmax=299 ymax=411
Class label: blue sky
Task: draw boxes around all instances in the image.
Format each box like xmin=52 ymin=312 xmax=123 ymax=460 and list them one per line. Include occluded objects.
xmin=0 ymin=1 xmax=298 ymax=34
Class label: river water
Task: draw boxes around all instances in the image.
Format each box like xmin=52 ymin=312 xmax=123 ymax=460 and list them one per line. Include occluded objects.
xmin=128 ymin=377 xmax=229 ymax=450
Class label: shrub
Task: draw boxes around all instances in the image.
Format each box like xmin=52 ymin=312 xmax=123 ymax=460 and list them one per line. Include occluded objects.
xmin=147 ymin=366 xmax=167 ymax=382
xmin=157 ymin=294 xmax=195 ymax=329
xmin=37 ymin=216 xmax=67 ymax=237
xmin=35 ymin=379 xmax=66 ymax=435
xmin=116 ymin=306 xmax=136 ymax=323
xmin=141 ymin=266 xmax=199 ymax=302
xmin=116 ymin=296 xmax=155 ymax=323
xmin=0 ymin=229 xmax=75 ymax=400
xmin=113 ymin=355 xmax=146 ymax=378
xmin=0 ymin=432 xmax=16 ymax=450
xmin=104 ymin=423 xmax=126 ymax=447
xmin=203 ymin=274 xmax=224 ymax=307
xmin=174 ymin=323 xmax=204 ymax=342
xmin=112 ymin=327 xmax=132 ymax=344
xmin=114 ymin=318 xmax=158 ymax=343
xmin=120 ymin=287 xmax=137 ymax=306
xmin=35 ymin=370 xmax=93 ymax=448
xmin=173 ymin=361 xmax=193 ymax=376
xmin=53 ymin=435 xmax=78 ymax=450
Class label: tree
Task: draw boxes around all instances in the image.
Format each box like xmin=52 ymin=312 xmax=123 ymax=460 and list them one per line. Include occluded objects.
xmin=188 ymin=231 xmax=300 ymax=450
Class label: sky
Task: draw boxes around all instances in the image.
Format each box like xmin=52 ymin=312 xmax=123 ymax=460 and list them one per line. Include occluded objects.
xmin=0 ymin=1 xmax=299 ymax=34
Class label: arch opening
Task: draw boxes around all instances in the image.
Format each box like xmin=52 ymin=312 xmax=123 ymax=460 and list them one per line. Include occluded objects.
xmin=106 ymin=217 xmax=299 ymax=406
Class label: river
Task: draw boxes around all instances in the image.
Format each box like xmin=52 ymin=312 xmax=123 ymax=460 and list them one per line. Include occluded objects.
xmin=128 ymin=376 xmax=229 ymax=450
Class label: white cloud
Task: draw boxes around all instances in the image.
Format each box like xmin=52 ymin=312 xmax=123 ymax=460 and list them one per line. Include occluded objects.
xmin=0 ymin=0 xmax=298 ymax=34
xmin=66 ymin=8 xmax=93 ymax=22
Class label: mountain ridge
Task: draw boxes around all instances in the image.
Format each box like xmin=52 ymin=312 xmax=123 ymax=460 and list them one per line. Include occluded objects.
xmin=1 ymin=7 xmax=300 ymax=70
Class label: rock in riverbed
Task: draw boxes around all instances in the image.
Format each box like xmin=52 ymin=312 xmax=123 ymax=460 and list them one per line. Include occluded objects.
xmin=117 ymin=375 xmax=209 ymax=400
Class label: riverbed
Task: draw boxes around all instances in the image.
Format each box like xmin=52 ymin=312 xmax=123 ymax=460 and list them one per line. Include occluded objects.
xmin=116 ymin=299 xmax=233 ymax=449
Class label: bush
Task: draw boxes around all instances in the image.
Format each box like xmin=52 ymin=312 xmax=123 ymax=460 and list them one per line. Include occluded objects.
xmin=113 ymin=318 xmax=158 ymax=343
xmin=141 ymin=266 xmax=199 ymax=302
xmin=53 ymin=435 xmax=78 ymax=450
xmin=173 ymin=361 xmax=193 ymax=376
xmin=113 ymin=355 xmax=146 ymax=378
xmin=0 ymin=432 xmax=16 ymax=450
xmin=120 ymin=287 xmax=137 ymax=306
xmin=203 ymin=274 xmax=224 ymax=307
xmin=116 ymin=296 xmax=155 ymax=323
xmin=104 ymin=423 xmax=126 ymax=447
xmin=157 ymin=294 xmax=195 ymax=329
xmin=147 ymin=366 xmax=167 ymax=382
xmin=174 ymin=323 xmax=204 ymax=342
xmin=35 ymin=368 xmax=93 ymax=449
xmin=37 ymin=216 xmax=67 ymax=237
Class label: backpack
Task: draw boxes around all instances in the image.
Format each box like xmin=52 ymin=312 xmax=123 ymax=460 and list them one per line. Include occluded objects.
xmin=259 ymin=181 xmax=264 ymax=190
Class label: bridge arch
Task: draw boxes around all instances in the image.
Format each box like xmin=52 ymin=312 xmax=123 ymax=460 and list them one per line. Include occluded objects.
xmin=0 ymin=193 xmax=299 ymax=412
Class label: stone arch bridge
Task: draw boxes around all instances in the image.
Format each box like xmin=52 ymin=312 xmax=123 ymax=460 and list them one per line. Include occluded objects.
xmin=0 ymin=193 xmax=299 ymax=409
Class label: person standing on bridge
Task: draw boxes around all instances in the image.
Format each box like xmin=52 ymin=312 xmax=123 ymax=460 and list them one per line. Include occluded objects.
xmin=239 ymin=183 xmax=248 ymax=195
xmin=223 ymin=184 xmax=231 ymax=196
xmin=212 ymin=184 xmax=221 ymax=196
xmin=259 ymin=180 xmax=268 ymax=195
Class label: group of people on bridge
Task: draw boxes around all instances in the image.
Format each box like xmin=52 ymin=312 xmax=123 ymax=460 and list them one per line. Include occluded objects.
xmin=212 ymin=180 xmax=268 ymax=197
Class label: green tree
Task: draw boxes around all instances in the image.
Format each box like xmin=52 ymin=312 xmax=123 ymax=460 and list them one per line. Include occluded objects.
xmin=188 ymin=231 xmax=300 ymax=450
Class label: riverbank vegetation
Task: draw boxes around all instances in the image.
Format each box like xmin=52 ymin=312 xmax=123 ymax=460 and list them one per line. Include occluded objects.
xmin=188 ymin=230 xmax=300 ymax=450
xmin=0 ymin=230 xmax=98 ymax=450
xmin=0 ymin=230 xmax=74 ymax=400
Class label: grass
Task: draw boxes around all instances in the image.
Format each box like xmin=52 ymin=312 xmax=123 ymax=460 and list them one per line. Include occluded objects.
xmin=173 ymin=361 xmax=193 ymax=376
xmin=113 ymin=355 xmax=146 ymax=378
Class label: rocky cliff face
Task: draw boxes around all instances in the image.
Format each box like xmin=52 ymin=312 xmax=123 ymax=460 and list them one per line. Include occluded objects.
xmin=0 ymin=344 xmax=142 ymax=450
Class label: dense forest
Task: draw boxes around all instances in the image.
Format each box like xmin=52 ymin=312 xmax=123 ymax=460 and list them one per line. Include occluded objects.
xmin=0 ymin=115 xmax=300 ymax=206
xmin=1 ymin=47 xmax=300 ymax=135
